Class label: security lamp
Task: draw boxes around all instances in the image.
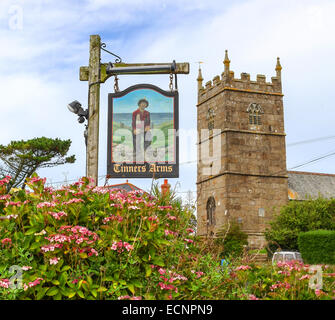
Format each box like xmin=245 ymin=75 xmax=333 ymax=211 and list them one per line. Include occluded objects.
xmin=67 ymin=100 xmax=89 ymax=147
xmin=67 ymin=100 xmax=82 ymax=114
xmin=67 ymin=100 xmax=89 ymax=120
xmin=106 ymin=61 xmax=177 ymax=74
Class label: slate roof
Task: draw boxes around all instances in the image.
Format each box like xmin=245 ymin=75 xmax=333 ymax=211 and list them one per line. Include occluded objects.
xmin=105 ymin=181 xmax=143 ymax=193
xmin=288 ymin=171 xmax=335 ymax=200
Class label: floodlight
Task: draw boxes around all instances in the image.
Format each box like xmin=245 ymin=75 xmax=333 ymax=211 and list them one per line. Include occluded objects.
xmin=67 ymin=100 xmax=82 ymax=114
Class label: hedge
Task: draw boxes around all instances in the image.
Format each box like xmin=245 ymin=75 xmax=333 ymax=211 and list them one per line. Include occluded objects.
xmin=298 ymin=230 xmax=335 ymax=264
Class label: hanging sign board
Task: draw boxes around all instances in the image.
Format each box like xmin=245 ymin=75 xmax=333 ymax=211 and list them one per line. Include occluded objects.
xmin=107 ymin=84 xmax=179 ymax=178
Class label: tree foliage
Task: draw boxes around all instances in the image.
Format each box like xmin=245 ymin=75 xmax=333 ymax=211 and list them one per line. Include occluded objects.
xmin=265 ymin=198 xmax=335 ymax=251
xmin=215 ymin=220 xmax=248 ymax=258
xmin=0 ymin=137 xmax=75 ymax=190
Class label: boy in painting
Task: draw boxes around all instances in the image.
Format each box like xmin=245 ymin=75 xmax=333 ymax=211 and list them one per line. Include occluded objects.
xmin=132 ymin=98 xmax=151 ymax=161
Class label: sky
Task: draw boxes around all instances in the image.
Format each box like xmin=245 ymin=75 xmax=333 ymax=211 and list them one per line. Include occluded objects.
xmin=1 ymin=0 xmax=335 ymax=202
xmin=113 ymin=88 xmax=174 ymax=114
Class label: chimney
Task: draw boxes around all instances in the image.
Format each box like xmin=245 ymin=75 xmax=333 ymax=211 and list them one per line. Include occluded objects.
xmin=161 ymin=179 xmax=171 ymax=196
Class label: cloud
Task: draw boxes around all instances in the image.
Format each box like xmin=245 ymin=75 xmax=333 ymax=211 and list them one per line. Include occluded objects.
xmin=1 ymin=0 xmax=335 ymax=191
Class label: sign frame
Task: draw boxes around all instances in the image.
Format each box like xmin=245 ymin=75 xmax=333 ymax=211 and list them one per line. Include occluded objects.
xmin=107 ymin=83 xmax=179 ymax=178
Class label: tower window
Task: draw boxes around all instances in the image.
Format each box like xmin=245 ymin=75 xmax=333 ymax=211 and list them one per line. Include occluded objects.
xmin=206 ymin=196 xmax=216 ymax=226
xmin=247 ymin=103 xmax=263 ymax=125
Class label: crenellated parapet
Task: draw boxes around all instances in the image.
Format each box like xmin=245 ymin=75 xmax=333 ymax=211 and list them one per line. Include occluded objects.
xmin=197 ymin=51 xmax=283 ymax=104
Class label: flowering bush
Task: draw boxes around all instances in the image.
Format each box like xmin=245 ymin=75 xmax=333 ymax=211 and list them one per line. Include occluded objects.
xmin=0 ymin=175 xmax=198 ymax=300
xmin=0 ymin=174 xmax=334 ymax=300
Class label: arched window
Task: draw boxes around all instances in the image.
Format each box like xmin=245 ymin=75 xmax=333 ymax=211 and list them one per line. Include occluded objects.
xmin=206 ymin=196 xmax=216 ymax=226
xmin=247 ymin=103 xmax=263 ymax=125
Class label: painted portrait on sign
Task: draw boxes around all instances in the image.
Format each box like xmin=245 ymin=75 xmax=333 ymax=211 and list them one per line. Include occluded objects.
xmin=107 ymin=84 xmax=179 ymax=178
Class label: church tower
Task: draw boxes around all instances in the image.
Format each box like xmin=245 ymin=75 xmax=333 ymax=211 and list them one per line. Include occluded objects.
xmin=196 ymin=52 xmax=288 ymax=248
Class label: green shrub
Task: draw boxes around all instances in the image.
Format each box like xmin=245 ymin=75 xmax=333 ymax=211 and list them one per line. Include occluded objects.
xmin=215 ymin=221 xmax=248 ymax=258
xmin=0 ymin=175 xmax=334 ymax=300
xmin=298 ymin=230 xmax=335 ymax=264
xmin=265 ymin=198 xmax=335 ymax=251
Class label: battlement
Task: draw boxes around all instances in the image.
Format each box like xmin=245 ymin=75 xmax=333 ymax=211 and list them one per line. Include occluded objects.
xmin=197 ymin=52 xmax=283 ymax=103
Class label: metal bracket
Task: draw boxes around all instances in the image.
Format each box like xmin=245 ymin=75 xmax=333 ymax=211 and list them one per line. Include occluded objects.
xmin=100 ymin=43 xmax=122 ymax=63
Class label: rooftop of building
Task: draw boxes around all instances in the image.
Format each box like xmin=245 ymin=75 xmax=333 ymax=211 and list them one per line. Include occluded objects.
xmin=288 ymin=170 xmax=335 ymax=200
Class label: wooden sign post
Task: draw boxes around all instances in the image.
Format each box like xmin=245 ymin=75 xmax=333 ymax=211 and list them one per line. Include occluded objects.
xmin=79 ymin=34 xmax=189 ymax=186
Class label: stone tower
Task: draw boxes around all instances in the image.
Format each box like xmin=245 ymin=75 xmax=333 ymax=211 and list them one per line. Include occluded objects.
xmin=196 ymin=52 xmax=288 ymax=248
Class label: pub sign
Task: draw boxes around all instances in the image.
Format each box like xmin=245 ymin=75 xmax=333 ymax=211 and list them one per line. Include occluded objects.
xmin=107 ymin=84 xmax=179 ymax=178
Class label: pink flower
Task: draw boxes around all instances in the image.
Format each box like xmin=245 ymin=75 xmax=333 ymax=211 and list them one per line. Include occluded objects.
xmin=48 ymin=211 xmax=67 ymax=220
xmin=270 ymin=281 xmax=291 ymax=291
xmin=315 ymin=289 xmax=325 ymax=297
xmin=0 ymin=176 xmax=11 ymax=186
xmin=118 ymin=295 xmax=141 ymax=300
xmin=111 ymin=242 xmax=118 ymax=251
xmin=88 ymin=248 xmax=98 ymax=257
xmin=158 ymin=282 xmax=178 ymax=293
xmin=0 ymin=195 xmax=11 ymax=200
xmin=27 ymin=177 xmax=46 ymax=184
xmin=186 ymin=228 xmax=194 ymax=233
xmin=158 ymin=268 xmax=166 ymax=275
xmin=191 ymin=270 xmax=204 ymax=278
xmin=299 ymin=274 xmax=311 ymax=280
xmin=124 ymin=242 xmax=134 ymax=251
xmin=128 ymin=205 xmax=139 ymax=210
xmin=145 ymin=202 xmax=155 ymax=208
xmin=164 ymin=229 xmax=178 ymax=237
xmin=1 ymin=238 xmax=12 ymax=246
xmin=37 ymin=201 xmax=57 ymax=209
xmin=103 ymin=215 xmax=123 ymax=224
xmin=25 ymin=277 xmax=43 ymax=290
xmin=0 ymin=279 xmax=10 ymax=288
xmin=167 ymin=213 xmax=177 ymax=220
xmin=147 ymin=215 xmax=159 ymax=222
xmin=184 ymin=238 xmax=194 ymax=244
xmin=41 ymin=243 xmax=63 ymax=252
xmin=49 ymin=257 xmax=60 ymax=265
xmin=249 ymin=294 xmax=259 ymax=300
xmin=62 ymin=198 xmax=84 ymax=205
xmin=235 ymin=265 xmax=251 ymax=271
xmin=5 ymin=201 xmax=22 ymax=207
xmin=5 ymin=214 xmax=18 ymax=220
xmin=22 ymin=266 xmax=32 ymax=271
xmin=110 ymin=241 xmax=134 ymax=253
xmin=158 ymin=205 xmax=173 ymax=210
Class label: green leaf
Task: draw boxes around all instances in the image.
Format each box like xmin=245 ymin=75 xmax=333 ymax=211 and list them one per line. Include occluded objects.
xmin=59 ymin=272 xmax=68 ymax=287
xmin=151 ymin=257 xmax=165 ymax=267
xmin=145 ymin=265 xmax=152 ymax=277
xmin=77 ymin=290 xmax=85 ymax=299
xmin=91 ymin=289 xmax=97 ymax=298
xmin=46 ymin=287 xmax=59 ymax=296
xmin=61 ymin=266 xmax=71 ymax=272
xmin=128 ymin=283 xmax=135 ymax=294
xmin=36 ymin=287 xmax=48 ymax=300
xmin=24 ymin=228 xmax=39 ymax=236
xmin=68 ymin=291 xmax=76 ymax=299
xmin=30 ymin=242 xmax=41 ymax=250
xmin=103 ymin=276 xmax=114 ymax=282
xmin=97 ymin=286 xmax=107 ymax=292
xmin=87 ymin=276 xmax=93 ymax=287
xmin=53 ymin=292 xmax=62 ymax=300
xmin=82 ymin=282 xmax=89 ymax=292
xmin=133 ymin=280 xmax=143 ymax=288
xmin=52 ymin=280 xmax=60 ymax=285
